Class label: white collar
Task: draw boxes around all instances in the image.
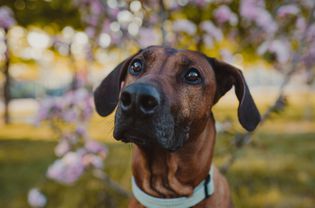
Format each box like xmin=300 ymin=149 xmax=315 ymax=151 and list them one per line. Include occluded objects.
xmin=131 ymin=165 xmax=215 ymax=208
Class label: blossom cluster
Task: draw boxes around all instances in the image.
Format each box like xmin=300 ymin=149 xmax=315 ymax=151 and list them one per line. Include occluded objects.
xmin=0 ymin=6 xmax=15 ymax=29
xmin=29 ymin=88 xmax=108 ymax=207
xmin=10 ymin=0 xmax=315 ymax=207
xmin=72 ymin=0 xmax=315 ymax=71
xmin=38 ymin=88 xmax=107 ymax=183
xmin=28 ymin=188 xmax=47 ymax=208
xmin=47 ymin=144 xmax=107 ymax=184
xmin=73 ymin=0 xmax=220 ymax=48
xmin=37 ymin=88 xmax=93 ymax=124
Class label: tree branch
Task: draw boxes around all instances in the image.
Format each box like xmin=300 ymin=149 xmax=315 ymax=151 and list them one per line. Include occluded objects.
xmin=220 ymin=3 xmax=315 ymax=174
xmin=158 ymin=0 xmax=168 ymax=45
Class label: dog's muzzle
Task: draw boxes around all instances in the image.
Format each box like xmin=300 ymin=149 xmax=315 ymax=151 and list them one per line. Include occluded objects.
xmin=120 ymin=83 xmax=161 ymax=117
xmin=113 ymin=82 xmax=186 ymax=151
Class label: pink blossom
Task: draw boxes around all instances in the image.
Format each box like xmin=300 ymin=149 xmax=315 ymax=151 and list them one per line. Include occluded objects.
xmin=85 ymin=15 xmax=99 ymax=27
xmin=301 ymin=0 xmax=314 ymax=8
xmin=85 ymin=140 xmax=108 ymax=155
xmin=37 ymin=99 xmax=54 ymax=120
xmin=258 ymin=39 xmax=291 ymax=64
xmin=240 ymin=0 xmax=277 ymax=34
xmin=55 ymin=140 xmax=70 ymax=157
xmin=214 ymin=5 xmax=238 ymax=25
xmin=203 ymin=35 xmax=213 ymax=48
xmin=257 ymin=41 xmax=269 ymax=55
xmin=85 ymin=27 xmax=96 ymax=38
xmin=307 ymin=24 xmax=315 ymax=40
xmin=82 ymin=154 xmax=104 ymax=169
xmin=47 ymin=152 xmax=85 ymax=184
xmin=138 ymin=28 xmax=160 ymax=47
xmin=166 ymin=1 xmax=180 ymax=10
xmin=303 ymin=42 xmax=315 ymax=68
xmin=200 ymin=21 xmax=223 ymax=41
xmin=149 ymin=15 xmax=159 ymax=24
xmin=28 ymin=188 xmax=47 ymax=208
xmin=0 ymin=6 xmax=16 ymax=29
xmin=255 ymin=10 xmax=277 ymax=34
xmin=76 ymin=125 xmax=87 ymax=137
xmin=90 ymin=155 xmax=103 ymax=168
xmin=101 ymin=20 xmax=110 ymax=33
xmin=63 ymin=133 xmax=77 ymax=144
xmin=90 ymin=0 xmax=104 ymax=15
xmin=36 ymin=97 xmax=64 ymax=123
xmin=193 ymin=0 xmax=206 ymax=7
xmin=63 ymin=109 xmax=78 ymax=122
xmin=295 ymin=17 xmax=306 ymax=34
xmin=108 ymin=8 xmax=120 ymax=17
xmin=74 ymin=88 xmax=90 ymax=102
xmin=76 ymin=148 xmax=87 ymax=156
xmin=220 ymin=49 xmax=234 ymax=62
xmin=277 ymin=4 xmax=300 ymax=17
xmin=240 ymin=0 xmax=262 ymax=20
xmin=173 ymin=19 xmax=196 ymax=35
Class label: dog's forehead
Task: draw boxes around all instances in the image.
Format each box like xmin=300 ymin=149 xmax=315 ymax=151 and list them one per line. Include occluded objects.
xmin=141 ymin=46 xmax=176 ymax=58
xmin=139 ymin=46 xmax=212 ymax=70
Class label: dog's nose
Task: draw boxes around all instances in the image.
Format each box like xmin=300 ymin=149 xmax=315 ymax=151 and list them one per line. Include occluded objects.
xmin=120 ymin=83 xmax=160 ymax=115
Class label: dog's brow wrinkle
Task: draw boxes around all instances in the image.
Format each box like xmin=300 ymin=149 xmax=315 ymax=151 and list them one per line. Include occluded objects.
xmin=179 ymin=56 xmax=192 ymax=67
xmin=164 ymin=48 xmax=177 ymax=55
xmin=143 ymin=50 xmax=154 ymax=59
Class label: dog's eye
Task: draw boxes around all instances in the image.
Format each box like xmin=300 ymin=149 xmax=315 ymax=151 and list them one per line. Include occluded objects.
xmin=184 ymin=68 xmax=202 ymax=84
xmin=129 ymin=60 xmax=143 ymax=76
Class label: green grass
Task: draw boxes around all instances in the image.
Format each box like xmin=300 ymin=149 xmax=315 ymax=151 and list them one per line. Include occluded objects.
xmin=0 ymin=132 xmax=314 ymax=208
xmin=0 ymin=98 xmax=314 ymax=207
xmin=0 ymin=140 xmax=55 ymax=208
xmin=0 ymin=140 xmax=133 ymax=208
xmin=225 ymin=133 xmax=315 ymax=208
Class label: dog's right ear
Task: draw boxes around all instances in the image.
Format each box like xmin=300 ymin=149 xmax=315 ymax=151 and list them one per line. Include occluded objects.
xmin=94 ymin=50 xmax=141 ymax=117
xmin=207 ymin=57 xmax=261 ymax=131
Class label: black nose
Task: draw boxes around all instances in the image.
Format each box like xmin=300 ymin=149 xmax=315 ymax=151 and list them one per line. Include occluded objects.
xmin=120 ymin=83 xmax=160 ymax=116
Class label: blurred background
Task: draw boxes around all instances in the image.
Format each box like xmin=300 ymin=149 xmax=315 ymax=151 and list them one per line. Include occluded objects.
xmin=0 ymin=0 xmax=314 ymax=207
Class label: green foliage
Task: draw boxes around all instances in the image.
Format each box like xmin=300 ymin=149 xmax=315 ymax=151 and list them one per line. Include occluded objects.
xmin=0 ymin=101 xmax=314 ymax=207
xmin=0 ymin=132 xmax=315 ymax=207
xmin=1 ymin=0 xmax=82 ymax=31
xmin=225 ymin=133 xmax=315 ymax=208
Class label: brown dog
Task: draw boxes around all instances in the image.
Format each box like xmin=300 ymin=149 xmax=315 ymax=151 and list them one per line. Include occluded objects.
xmin=94 ymin=46 xmax=260 ymax=208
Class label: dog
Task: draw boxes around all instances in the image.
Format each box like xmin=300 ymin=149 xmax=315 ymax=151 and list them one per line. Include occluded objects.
xmin=94 ymin=46 xmax=261 ymax=208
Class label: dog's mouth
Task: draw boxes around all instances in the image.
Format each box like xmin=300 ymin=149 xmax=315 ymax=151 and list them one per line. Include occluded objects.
xmin=115 ymin=129 xmax=152 ymax=146
xmin=114 ymin=103 xmax=187 ymax=151
xmin=123 ymin=135 xmax=146 ymax=145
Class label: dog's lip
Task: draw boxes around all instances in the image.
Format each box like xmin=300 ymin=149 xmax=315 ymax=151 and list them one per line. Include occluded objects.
xmin=127 ymin=135 xmax=146 ymax=145
xmin=117 ymin=131 xmax=148 ymax=145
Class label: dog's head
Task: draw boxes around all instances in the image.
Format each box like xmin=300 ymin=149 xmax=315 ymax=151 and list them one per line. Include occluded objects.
xmin=94 ymin=46 xmax=260 ymax=151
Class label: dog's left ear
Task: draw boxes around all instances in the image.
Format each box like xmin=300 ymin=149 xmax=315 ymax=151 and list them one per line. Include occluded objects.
xmin=94 ymin=50 xmax=141 ymax=117
xmin=207 ymin=57 xmax=261 ymax=131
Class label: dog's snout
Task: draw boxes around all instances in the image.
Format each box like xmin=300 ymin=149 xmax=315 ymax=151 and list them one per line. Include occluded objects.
xmin=120 ymin=91 xmax=132 ymax=111
xmin=120 ymin=83 xmax=160 ymax=116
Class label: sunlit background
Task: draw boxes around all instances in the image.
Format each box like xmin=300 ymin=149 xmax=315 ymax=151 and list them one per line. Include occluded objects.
xmin=0 ymin=0 xmax=314 ymax=207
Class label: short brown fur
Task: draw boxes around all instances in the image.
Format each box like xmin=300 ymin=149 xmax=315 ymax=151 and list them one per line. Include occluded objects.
xmin=94 ymin=46 xmax=260 ymax=208
xmin=123 ymin=47 xmax=230 ymax=207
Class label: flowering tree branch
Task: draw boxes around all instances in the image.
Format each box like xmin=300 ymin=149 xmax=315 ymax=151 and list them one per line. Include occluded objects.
xmin=3 ymin=28 xmax=10 ymax=124
xmin=220 ymin=3 xmax=315 ymax=174
xmin=94 ymin=169 xmax=131 ymax=198
xmin=158 ymin=0 xmax=168 ymax=45
xmin=21 ymin=0 xmax=315 ymax=206
xmin=0 ymin=6 xmax=15 ymax=124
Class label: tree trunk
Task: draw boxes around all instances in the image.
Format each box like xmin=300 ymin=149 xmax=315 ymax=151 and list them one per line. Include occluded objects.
xmin=3 ymin=29 xmax=11 ymax=124
xmin=159 ymin=0 xmax=168 ymax=46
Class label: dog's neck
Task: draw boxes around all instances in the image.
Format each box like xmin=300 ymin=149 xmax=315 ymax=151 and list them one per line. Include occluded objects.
xmin=131 ymin=117 xmax=216 ymax=198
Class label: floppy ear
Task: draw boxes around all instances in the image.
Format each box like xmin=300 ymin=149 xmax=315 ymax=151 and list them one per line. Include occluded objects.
xmin=207 ymin=57 xmax=261 ymax=131
xmin=94 ymin=51 xmax=141 ymax=117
